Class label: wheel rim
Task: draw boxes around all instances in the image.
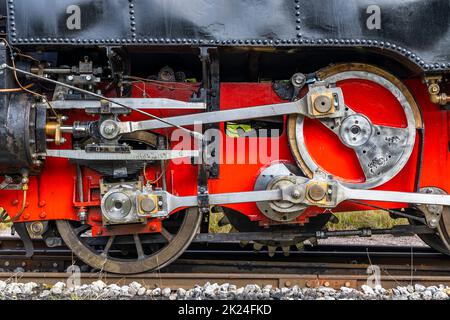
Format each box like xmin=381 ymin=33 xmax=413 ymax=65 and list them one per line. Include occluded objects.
xmin=56 ymin=207 xmax=201 ymax=274
xmin=288 ymin=63 xmax=421 ymax=189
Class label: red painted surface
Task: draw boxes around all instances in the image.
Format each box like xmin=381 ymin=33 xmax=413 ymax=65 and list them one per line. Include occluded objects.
xmin=0 ymin=78 xmax=448 ymax=232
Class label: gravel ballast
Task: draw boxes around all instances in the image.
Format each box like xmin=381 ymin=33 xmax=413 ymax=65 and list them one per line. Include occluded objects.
xmin=0 ymin=280 xmax=448 ymax=300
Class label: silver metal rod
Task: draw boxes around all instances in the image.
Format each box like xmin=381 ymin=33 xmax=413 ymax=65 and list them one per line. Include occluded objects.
xmin=164 ymin=184 xmax=450 ymax=214
xmin=46 ymin=149 xmax=199 ymax=161
xmin=50 ymin=98 xmax=206 ymax=110
xmin=76 ymin=165 xmax=84 ymax=203
xmin=119 ymin=100 xmax=305 ymax=133
xmin=342 ymin=187 xmax=450 ymax=206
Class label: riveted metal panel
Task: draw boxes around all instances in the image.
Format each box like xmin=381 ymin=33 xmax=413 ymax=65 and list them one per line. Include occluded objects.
xmin=7 ymin=0 xmax=132 ymax=44
xmin=5 ymin=0 xmax=450 ymax=71
xmin=296 ymin=0 xmax=450 ymax=70
xmin=133 ymin=0 xmax=296 ymax=42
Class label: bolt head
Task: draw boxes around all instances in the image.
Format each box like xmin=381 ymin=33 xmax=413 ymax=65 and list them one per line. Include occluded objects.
xmin=429 ymin=218 xmax=438 ymax=228
xmin=291 ymin=189 xmax=302 ymax=199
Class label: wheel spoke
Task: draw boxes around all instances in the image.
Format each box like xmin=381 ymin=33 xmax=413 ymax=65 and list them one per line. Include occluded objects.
xmin=133 ymin=234 xmax=146 ymax=260
xmin=74 ymin=224 xmax=90 ymax=236
xmin=317 ymin=107 xmax=412 ymax=181
xmin=56 ymin=207 xmax=202 ymax=274
xmin=101 ymin=235 xmax=115 ymax=257
xmin=160 ymin=227 xmax=173 ymax=243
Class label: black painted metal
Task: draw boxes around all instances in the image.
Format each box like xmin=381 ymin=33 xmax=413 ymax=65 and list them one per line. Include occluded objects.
xmin=0 ymin=93 xmax=37 ymax=174
xmin=0 ymin=44 xmax=37 ymax=174
xmin=5 ymin=0 xmax=450 ymax=72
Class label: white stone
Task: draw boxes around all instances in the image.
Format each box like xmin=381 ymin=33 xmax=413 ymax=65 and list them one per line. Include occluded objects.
xmin=137 ymin=287 xmax=146 ymax=296
xmin=319 ymin=287 xmax=336 ymax=295
xmin=23 ymin=282 xmax=38 ymax=295
xmin=361 ymin=285 xmax=375 ymax=295
xmin=10 ymin=284 xmax=22 ymax=295
xmin=414 ymin=284 xmax=426 ymax=292
xmin=129 ymin=281 xmax=141 ymax=291
xmin=422 ymin=290 xmax=433 ymax=300
xmin=51 ymin=282 xmax=66 ymax=295
xmin=340 ymin=286 xmax=354 ymax=294
xmin=433 ymin=291 xmax=448 ymax=300
xmin=120 ymin=285 xmax=130 ymax=295
xmin=176 ymin=288 xmax=186 ymax=297
xmin=162 ymin=287 xmax=171 ymax=297
xmin=91 ymin=280 xmax=106 ymax=292
xmin=40 ymin=290 xmax=51 ymax=298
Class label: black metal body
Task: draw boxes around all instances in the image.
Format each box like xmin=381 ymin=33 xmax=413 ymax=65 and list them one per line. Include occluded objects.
xmin=5 ymin=0 xmax=450 ymax=72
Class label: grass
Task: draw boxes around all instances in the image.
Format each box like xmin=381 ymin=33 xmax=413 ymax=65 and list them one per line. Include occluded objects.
xmin=209 ymin=211 xmax=233 ymax=233
xmin=327 ymin=210 xmax=408 ymax=230
xmin=0 ymin=222 xmax=11 ymax=231
xmin=209 ymin=210 xmax=408 ymax=233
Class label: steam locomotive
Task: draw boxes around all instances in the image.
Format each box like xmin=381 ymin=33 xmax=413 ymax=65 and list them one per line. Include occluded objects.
xmin=0 ymin=0 xmax=449 ymax=273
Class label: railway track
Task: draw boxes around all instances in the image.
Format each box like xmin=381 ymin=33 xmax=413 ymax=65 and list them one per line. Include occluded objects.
xmin=0 ymin=236 xmax=449 ymax=289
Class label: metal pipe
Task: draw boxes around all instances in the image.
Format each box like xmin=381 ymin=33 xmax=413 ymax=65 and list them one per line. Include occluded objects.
xmin=31 ymin=67 xmax=72 ymax=75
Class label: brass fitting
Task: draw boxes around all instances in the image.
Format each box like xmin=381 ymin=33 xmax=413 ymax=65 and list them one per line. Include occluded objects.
xmin=305 ymin=181 xmax=331 ymax=206
xmin=425 ymin=76 xmax=450 ymax=106
xmin=21 ymin=172 xmax=29 ymax=191
xmin=45 ymin=121 xmax=63 ymax=145
xmin=137 ymin=194 xmax=159 ymax=215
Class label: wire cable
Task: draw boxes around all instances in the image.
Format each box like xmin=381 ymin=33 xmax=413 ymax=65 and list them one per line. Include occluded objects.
xmin=2 ymin=63 xmax=202 ymax=139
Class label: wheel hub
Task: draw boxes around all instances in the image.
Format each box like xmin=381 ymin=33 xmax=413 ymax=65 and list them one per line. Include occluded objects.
xmin=339 ymin=114 xmax=372 ymax=147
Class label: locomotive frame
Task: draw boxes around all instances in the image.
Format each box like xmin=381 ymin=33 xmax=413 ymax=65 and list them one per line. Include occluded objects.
xmin=0 ymin=0 xmax=449 ymax=273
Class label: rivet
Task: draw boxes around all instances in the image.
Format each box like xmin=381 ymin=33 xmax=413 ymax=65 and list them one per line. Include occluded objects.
xmin=23 ymin=213 xmax=30 ymax=220
xmin=38 ymin=200 xmax=46 ymax=207
xmin=39 ymin=212 xmax=46 ymax=218
xmin=11 ymin=199 xmax=18 ymax=206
